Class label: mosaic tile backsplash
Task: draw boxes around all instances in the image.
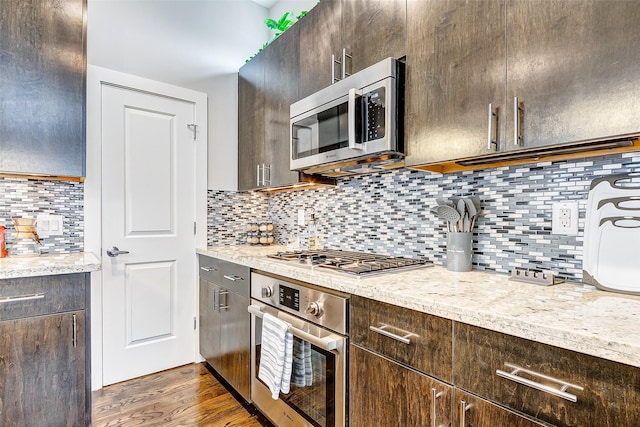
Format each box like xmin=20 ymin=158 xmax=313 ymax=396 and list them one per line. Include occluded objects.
xmin=0 ymin=177 xmax=84 ymax=254
xmin=208 ymin=152 xmax=640 ymax=281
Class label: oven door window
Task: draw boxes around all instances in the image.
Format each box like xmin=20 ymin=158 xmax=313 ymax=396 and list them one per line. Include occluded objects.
xmin=256 ymin=332 xmax=335 ymax=427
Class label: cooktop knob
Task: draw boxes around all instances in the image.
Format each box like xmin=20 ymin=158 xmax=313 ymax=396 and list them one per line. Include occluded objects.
xmin=261 ymin=286 xmax=273 ymax=298
xmin=305 ymin=301 xmax=323 ymax=317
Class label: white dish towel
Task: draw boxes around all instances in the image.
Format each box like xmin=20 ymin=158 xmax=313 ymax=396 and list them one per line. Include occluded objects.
xmin=258 ymin=312 xmax=294 ymax=399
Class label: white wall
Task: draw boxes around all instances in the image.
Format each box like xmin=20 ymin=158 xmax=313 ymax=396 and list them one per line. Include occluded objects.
xmin=87 ymin=0 xmax=270 ymax=191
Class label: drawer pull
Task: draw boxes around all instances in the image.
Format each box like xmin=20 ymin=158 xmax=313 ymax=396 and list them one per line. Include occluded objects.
xmin=200 ymin=266 xmax=217 ymax=272
xmin=496 ymin=362 xmax=584 ymax=402
xmin=369 ymin=324 xmax=412 ymax=344
xmin=223 ymin=274 xmax=244 ymax=282
xmin=0 ymin=293 xmax=45 ymax=303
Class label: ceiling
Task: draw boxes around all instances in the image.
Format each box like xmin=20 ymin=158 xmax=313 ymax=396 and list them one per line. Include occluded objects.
xmin=251 ymin=0 xmax=278 ymax=8
xmin=87 ymin=0 xmax=271 ymax=89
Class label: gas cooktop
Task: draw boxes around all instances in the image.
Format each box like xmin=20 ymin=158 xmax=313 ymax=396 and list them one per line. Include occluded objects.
xmin=267 ymin=249 xmax=432 ymax=277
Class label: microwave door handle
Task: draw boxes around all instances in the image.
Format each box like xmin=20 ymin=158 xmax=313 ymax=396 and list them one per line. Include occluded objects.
xmin=348 ymin=88 xmax=363 ymax=150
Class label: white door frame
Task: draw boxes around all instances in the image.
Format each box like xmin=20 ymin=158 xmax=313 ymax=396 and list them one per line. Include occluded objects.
xmin=85 ymin=65 xmax=207 ymax=390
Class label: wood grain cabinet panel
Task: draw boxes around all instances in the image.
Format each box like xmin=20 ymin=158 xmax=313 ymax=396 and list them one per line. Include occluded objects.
xmin=350 ymin=295 xmax=453 ymax=382
xmin=454 ymin=322 xmax=640 ymax=426
xmin=454 ymin=388 xmax=548 ymax=427
xmin=406 ymin=0 xmax=506 ymax=166
xmin=264 ymin=24 xmax=300 ymax=188
xmin=297 ymin=0 xmax=342 ymax=99
xmin=0 ymin=273 xmax=85 ymax=321
xmin=0 ymin=274 xmax=90 ymax=426
xmin=406 ymin=0 xmax=640 ymax=167
xmin=341 ymin=0 xmax=406 ymax=76
xmin=0 ymin=312 xmax=86 ymax=426
xmin=297 ymin=0 xmax=406 ymax=100
xmin=350 ymin=344 xmax=452 ymax=427
xmin=238 ymin=52 xmax=266 ymax=191
xmin=504 ymin=0 xmax=640 ymax=151
xmin=0 ymin=0 xmax=86 ymax=177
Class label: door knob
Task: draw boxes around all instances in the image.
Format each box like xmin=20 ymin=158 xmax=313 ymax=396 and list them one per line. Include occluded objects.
xmin=107 ymin=246 xmax=130 ymax=257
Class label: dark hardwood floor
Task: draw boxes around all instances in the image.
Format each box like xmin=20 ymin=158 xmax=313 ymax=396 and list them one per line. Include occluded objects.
xmin=92 ymin=363 xmax=272 ymax=427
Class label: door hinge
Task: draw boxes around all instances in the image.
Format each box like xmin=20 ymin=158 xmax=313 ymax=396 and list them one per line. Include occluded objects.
xmin=186 ymin=123 xmax=198 ymax=140
xmin=194 ymin=221 xmax=197 ymax=235
xmin=193 ymin=316 xmax=197 ymax=330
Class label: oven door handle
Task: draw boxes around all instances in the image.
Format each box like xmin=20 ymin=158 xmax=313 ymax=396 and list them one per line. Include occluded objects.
xmin=248 ymin=304 xmax=341 ymax=351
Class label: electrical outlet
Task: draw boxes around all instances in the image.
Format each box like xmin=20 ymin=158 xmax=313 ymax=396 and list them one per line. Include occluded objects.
xmin=297 ymin=209 xmax=305 ymax=227
xmin=552 ymin=202 xmax=579 ymax=236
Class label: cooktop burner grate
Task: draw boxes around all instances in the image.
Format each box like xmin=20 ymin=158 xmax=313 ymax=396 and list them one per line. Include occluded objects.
xmin=267 ymin=249 xmax=432 ymax=276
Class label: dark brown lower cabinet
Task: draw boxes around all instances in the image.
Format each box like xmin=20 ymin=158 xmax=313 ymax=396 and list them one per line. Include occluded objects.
xmin=0 ymin=312 xmax=86 ymax=426
xmin=454 ymin=388 xmax=548 ymax=427
xmin=0 ymin=274 xmax=90 ymax=426
xmin=350 ymin=344 xmax=452 ymax=426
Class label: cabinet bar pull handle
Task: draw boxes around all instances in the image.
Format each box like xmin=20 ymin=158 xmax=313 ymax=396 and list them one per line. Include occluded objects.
xmin=369 ymin=324 xmax=412 ymax=344
xmin=223 ymin=274 xmax=244 ymax=282
xmin=332 ymin=54 xmax=341 ymax=83
xmin=218 ymin=290 xmax=229 ymax=311
xmin=342 ymin=48 xmax=352 ymax=79
xmin=487 ymin=103 xmax=498 ymax=150
xmin=256 ymin=164 xmax=261 ymax=187
xmin=431 ymin=388 xmax=443 ymax=427
xmin=460 ymin=400 xmax=471 ymax=426
xmin=200 ymin=266 xmax=217 ymax=272
xmin=0 ymin=293 xmax=45 ymax=303
xmin=72 ymin=314 xmax=77 ymax=348
xmin=263 ymin=164 xmax=271 ymax=186
xmin=514 ymin=97 xmax=524 ymax=146
xmin=496 ymin=362 xmax=583 ymax=402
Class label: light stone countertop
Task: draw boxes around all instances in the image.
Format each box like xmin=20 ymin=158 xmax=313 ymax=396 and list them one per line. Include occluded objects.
xmin=197 ymin=245 xmax=640 ymax=369
xmin=0 ymin=252 xmax=101 ymax=279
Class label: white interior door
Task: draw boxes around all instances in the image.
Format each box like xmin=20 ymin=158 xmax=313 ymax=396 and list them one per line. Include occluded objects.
xmin=101 ymin=84 xmax=196 ymax=385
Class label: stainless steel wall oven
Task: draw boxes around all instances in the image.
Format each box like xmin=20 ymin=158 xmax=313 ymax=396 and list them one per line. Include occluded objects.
xmin=249 ymin=272 xmax=349 ymax=427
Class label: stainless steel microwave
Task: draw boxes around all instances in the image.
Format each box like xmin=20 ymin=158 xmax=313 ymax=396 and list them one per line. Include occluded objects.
xmin=290 ymin=58 xmax=405 ymax=172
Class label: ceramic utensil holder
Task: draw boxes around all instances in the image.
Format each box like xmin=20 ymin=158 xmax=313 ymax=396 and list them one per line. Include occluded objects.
xmin=447 ymin=232 xmax=472 ymax=272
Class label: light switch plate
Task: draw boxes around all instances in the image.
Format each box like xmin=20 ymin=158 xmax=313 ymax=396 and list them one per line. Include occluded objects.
xmin=298 ymin=209 xmax=305 ymax=226
xmin=37 ymin=214 xmax=63 ymax=237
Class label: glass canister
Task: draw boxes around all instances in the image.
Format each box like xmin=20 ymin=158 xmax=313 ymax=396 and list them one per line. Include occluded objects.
xmin=9 ymin=218 xmax=41 ymax=256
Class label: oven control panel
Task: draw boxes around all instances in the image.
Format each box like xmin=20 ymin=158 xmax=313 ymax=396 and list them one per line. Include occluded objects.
xmin=279 ymin=284 xmax=300 ymax=312
xmin=251 ymin=271 xmax=348 ymax=335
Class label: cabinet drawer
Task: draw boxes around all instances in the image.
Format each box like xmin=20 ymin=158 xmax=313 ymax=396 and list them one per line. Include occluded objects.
xmin=0 ymin=274 xmax=86 ymax=321
xmin=218 ymin=260 xmax=250 ymax=298
xmin=198 ymin=255 xmax=221 ymax=283
xmin=454 ymin=322 xmax=640 ymax=426
xmin=350 ymin=295 xmax=452 ymax=382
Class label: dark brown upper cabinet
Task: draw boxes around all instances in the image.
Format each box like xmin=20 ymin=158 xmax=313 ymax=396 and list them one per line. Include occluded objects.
xmin=407 ymin=0 xmax=640 ymax=168
xmin=0 ymin=0 xmax=86 ymax=178
xmin=238 ymin=50 xmax=266 ymax=191
xmin=298 ymin=0 xmax=406 ymax=100
xmin=504 ymin=0 xmax=640 ymax=151
xmin=263 ymin=24 xmax=300 ymax=188
xmin=238 ymin=26 xmax=300 ymax=191
xmin=406 ymin=0 xmax=506 ymax=166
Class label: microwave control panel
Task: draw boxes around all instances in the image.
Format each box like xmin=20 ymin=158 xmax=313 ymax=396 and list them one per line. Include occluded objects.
xmin=364 ymin=87 xmax=386 ymax=141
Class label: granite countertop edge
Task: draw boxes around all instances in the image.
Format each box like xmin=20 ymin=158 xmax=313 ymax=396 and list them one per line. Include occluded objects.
xmin=0 ymin=252 xmax=101 ymax=279
xmin=197 ymin=245 xmax=640 ymax=369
